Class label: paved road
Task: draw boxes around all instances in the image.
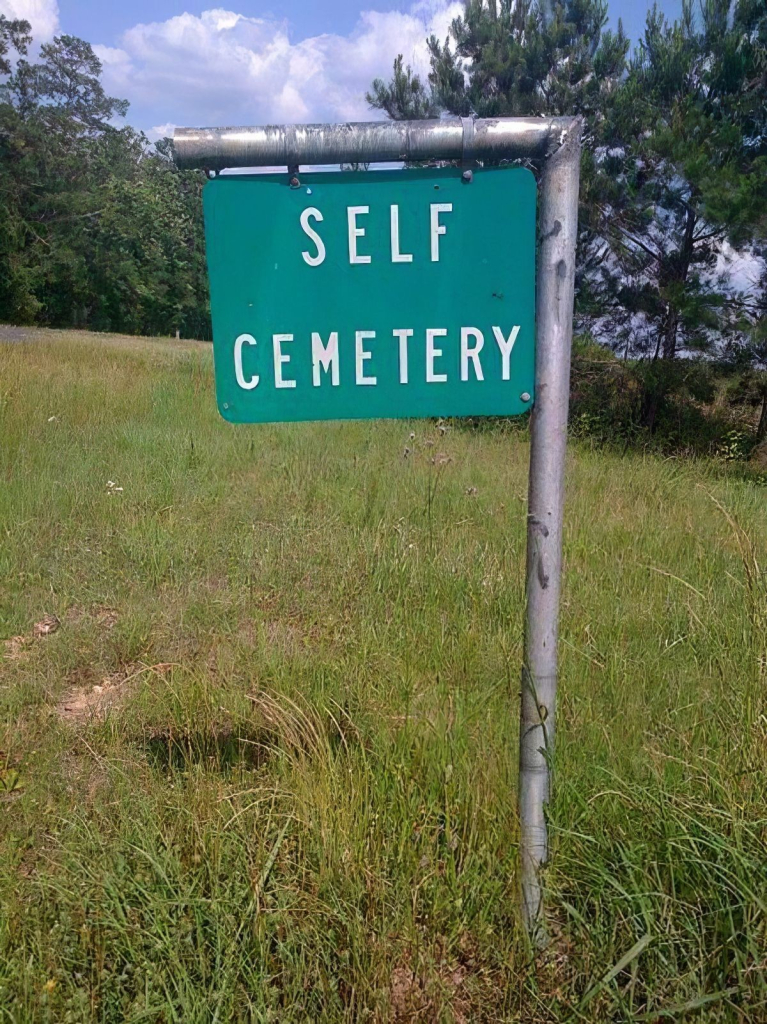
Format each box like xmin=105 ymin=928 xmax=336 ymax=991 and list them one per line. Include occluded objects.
xmin=0 ymin=324 xmax=211 ymax=348
xmin=0 ymin=325 xmax=41 ymax=342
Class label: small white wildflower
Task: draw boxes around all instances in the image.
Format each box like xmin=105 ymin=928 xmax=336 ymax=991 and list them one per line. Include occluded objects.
xmin=409 ymin=431 xmax=415 ymax=441
xmin=47 ymin=415 xmax=57 ymax=422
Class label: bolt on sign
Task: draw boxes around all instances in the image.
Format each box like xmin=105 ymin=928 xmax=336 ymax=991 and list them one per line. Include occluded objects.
xmin=203 ymin=167 xmax=536 ymax=423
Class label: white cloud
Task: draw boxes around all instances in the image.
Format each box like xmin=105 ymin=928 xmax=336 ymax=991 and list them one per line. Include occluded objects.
xmin=94 ymin=1 xmax=462 ymax=133
xmin=147 ymin=122 xmax=177 ymax=143
xmin=716 ymin=242 xmax=764 ymax=296
xmin=0 ymin=0 xmax=59 ymax=41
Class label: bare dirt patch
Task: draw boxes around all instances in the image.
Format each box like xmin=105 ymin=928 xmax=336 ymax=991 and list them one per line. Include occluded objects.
xmin=3 ymin=615 xmax=60 ymax=661
xmin=387 ymin=957 xmax=470 ymax=1023
xmin=94 ymin=606 xmax=119 ymax=629
xmin=3 ymin=635 xmax=30 ymax=661
xmin=4 ymin=606 xmax=121 ymax=667
xmin=56 ymin=665 xmax=139 ymax=725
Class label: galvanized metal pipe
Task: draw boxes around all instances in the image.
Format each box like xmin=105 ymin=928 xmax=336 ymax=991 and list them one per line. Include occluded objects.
xmin=519 ymin=117 xmax=582 ymax=944
xmin=173 ymin=117 xmax=573 ymax=171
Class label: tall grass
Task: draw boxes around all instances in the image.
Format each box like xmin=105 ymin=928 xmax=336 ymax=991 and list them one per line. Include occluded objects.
xmin=0 ymin=330 xmax=765 ymax=1021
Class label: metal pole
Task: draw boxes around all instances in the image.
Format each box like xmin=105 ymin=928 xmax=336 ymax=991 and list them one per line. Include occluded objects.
xmin=519 ymin=117 xmax=582 ymax=944
xmin=172 ymin=117 xmax=574 ymax=170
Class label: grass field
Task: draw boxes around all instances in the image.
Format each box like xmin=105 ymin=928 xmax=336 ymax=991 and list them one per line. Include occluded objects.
xmin=1 ymin=329 xmax=765 ymax=1023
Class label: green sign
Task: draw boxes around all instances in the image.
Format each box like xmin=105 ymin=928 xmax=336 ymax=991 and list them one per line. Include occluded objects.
xmin=203 ymin=167 xmax=536 ymax=423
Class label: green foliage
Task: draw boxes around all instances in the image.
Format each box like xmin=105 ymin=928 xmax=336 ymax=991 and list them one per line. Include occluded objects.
xmin=366 ymin=54 xmax=440 ymax=120
xmin=0 ymin=13 xmax=30 ymax=77
xmin=569 ymin=338 xmax=767 ymax=458
xmin=0 ymin=30 xmax=210 ymax=337
xmin=582 ymin=0 xmax=767 ymax=360
xmin=434 ymin=0 xmax=627 ymax=118
xmin=717 ymin=427 xmax=754 ymax=461
xmin=369 ymin=1 xmax=628 ymax=122
xmin=11 ymin=33 xmax=128 ymax=129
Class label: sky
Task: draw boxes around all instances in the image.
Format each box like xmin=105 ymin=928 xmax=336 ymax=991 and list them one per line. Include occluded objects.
xmin=1 ymin=0 xmax=683 ymax=139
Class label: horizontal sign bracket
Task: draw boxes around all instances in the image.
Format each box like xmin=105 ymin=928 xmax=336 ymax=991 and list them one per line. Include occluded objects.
xmin=173 ymin=116 xmax=579 ymax=172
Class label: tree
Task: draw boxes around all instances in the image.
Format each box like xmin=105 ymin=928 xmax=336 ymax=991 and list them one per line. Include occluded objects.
xmin=10 ymin=34 xmax=128 ymax=132
xmin=368 ymin=1 xmax=628 ymax=123
xmin=584 ymin=1 xmax=767 ymax=365
xmin=727 ymin=259 xmax=767 ymax=443
xmin=0 ymin=13 xmax=30 ymax=76
xmin=369 ymin=0 xmax=765 ymax=399
xmin=432 ymin=0 xmax=627 ymax=119
xmin=81 ymin=142 xmax=209 ymax=337
xmin=366 ymin=54 xmax=439 ymax=120
xmin=0 ymin=29 xmax=209 ymax=336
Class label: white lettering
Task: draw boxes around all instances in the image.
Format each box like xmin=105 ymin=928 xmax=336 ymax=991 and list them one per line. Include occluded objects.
xmin=355 ymin=330 xmax=376 ymax=385
xmin=348 ymin=206 xmax=371 ymax=264
xmin=390 ymin=205 xmax=413 ymax=263
xmin=312 ymin=332 xmax=339 ymax=386
xmin=430 ymin=203 xmax=452 ymax=262
xmin=426 ymin=328 xmax=447 ymax=383
xmin=492 ymin=326 xmax=520 ymax=380
xmin=234 ymin=333 xmax=259 ymax=390
xmin=393 ymin=328 xmax=412 ymax=384
xmin=460 ymin=327 xmax=484 ymax=381
xmin=273 ymin=333 xmax=296 ymax=388
xmin=300 ymin=208 xmax=325 ymax=267
xmin=237 ymin=327 xmax=516 ymax=392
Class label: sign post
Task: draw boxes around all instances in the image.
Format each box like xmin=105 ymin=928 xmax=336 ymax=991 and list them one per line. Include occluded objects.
xmin=175 ymin=116 xmax=582 ymax=944
xmin=519 ymin=123 xmax=581 ymax=944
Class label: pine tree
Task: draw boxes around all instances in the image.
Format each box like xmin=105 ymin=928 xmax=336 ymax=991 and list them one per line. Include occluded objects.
xmin=585 ymin=1 xmax=767 ymax=365
xmin=366 ymin=54 xmax=440 ymax=120
xmin=368 ymin=1 xmax=628 ymax=123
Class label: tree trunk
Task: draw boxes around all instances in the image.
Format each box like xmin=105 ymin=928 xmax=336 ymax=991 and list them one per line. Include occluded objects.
xmin=658 ymin=205 xmax=697 ymax=362
xmin=757 ymin=389 xmax=767 ymax=443
xmin=661 ymin=311 xmax=678 ymax=360
xmin=642 ymin=383 xmax=661 ymax=433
